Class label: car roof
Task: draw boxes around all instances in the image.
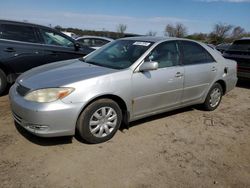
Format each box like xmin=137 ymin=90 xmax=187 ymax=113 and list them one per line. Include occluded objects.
xmin=0 ymin=19 xmax=78 ymax=43
xmin=76 ymin=36 xmax=114 ymax=41
xmin=119 ymin=36 xmax=171 ymax=42
xmin=118 ymin=36 xmax=198 ymax=43
xmin=0 ymin=19 xmax=50 ymax=28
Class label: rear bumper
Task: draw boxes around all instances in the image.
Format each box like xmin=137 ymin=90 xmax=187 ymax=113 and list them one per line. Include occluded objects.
xmin=9 ymin=84 xmax=84 ymax=137
xmin=225 ymin=75 xmax=238 ymax=94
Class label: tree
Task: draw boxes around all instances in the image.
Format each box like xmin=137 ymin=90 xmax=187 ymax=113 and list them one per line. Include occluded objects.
xmin=175 ymin=23 xmax=187 ymax=37
xmin=165 ymin=24 xmax=175 ymax=37
xmin=231 ymin=26 xmax=245 ymax=39
xmin=54 ymin=25 xmax=62 ymax=31
xmin=209 ymin=23 xmax=233 ymax=44
xmin=117 ymin=24 xmax=127 ymax=35
xmin=213 ymin=23 xmax=233 ymax=38
xmin=186 ymin=33 xmax=208 ymax=42
xmin=165 ymin=23 xmax=187 ymax=37
xmin=146 ymin=31 xmax=157 ymax=36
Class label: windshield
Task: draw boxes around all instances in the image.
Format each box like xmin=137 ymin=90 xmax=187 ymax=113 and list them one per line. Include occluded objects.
xmin=84 ymin=40 xmax=153 ymax=69
xmin=228 ymin=40 xmax=250 ymax=51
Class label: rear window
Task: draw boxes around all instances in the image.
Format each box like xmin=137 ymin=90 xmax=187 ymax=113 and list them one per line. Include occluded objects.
xmin=229 ymin=40 xmax=250 ymax=51
xmin=0 ymin=24 xmax=38 ymax=43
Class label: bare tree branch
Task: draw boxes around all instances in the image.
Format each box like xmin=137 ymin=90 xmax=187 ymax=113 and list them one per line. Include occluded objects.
xmin=165 ymin=23 xmax=187 ymax=37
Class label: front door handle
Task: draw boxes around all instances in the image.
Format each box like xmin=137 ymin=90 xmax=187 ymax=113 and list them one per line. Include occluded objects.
xmin=211 ymin=66 xmax=217 ymax=72
xmin=4 ymin=47 xmax=16 ymax=52
xmin=175 ymin=72 xmax=183 ymax=78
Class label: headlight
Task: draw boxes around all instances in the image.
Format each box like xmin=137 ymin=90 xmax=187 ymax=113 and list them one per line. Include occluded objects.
xmin=24 ymin=88 xmax=74 ymax=103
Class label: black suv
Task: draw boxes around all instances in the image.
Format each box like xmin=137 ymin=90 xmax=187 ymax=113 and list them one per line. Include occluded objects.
xmin=223 ymin=38 xmax=250 ymax=80
xmin=0 ymin=20 xmax=94 ymax=94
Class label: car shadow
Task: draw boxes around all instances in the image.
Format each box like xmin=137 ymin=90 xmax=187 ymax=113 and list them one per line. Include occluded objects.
xmin=237 ymin=79 xmax=250 ymax=89
xmin=15 ymin=122 xmax=73 ymax=146
xmin=122 ymin=106 xmax=195 ymax=130
xmin=74 ymin=130 xmax=96 ymax=144
xmin=15 ymin=106 xmax=196 ymax=145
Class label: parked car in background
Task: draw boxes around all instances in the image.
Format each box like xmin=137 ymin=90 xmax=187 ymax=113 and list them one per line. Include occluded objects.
xmin=207 ymin=43 xmax=216 ymax=50
xmin=216 ymin=43 xmax=231 ymax=53
xmin=61 ymin=31 xmax=78 ymax=39
xmin=76 ymin=36 xmax=113 ymax=50
xmin=10 ymin=37 xmax=237 ymax=144
xmin=223 ymin=38 xmax=250 ymax=80
xmin=0 ymin=20 xmax=94 ymax=95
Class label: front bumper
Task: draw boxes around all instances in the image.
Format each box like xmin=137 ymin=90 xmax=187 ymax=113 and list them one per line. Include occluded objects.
xmin=9 ymin=84 xmax=84 ymax=137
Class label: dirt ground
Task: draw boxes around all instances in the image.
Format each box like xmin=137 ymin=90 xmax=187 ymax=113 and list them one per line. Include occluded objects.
xmin=0 ymin=81 xmax=249 ymax=188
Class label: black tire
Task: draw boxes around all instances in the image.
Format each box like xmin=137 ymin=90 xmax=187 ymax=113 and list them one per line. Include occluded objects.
xmin=0 ymin=69 xmax=7 ymax=95
xmin=77 ymin=99 xmax=122 ymax=144
xmin=203 ymin=83 xmax=223 ymax=111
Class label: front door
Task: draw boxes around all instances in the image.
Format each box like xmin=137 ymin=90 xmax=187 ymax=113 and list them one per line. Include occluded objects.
xmin=38 ymin=28 xmax=85 ymax=63
xmin=132 ymin=41 xmax=184 ymax=118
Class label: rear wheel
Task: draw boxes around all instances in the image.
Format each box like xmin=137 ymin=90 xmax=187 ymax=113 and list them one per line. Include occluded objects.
xmin=0 ymin=69 xmax=7 ymax=95
xmin=77 ymin=99 xmax=122 ymax=144
xmin=203 ymin=83 xmax=223 ymax=111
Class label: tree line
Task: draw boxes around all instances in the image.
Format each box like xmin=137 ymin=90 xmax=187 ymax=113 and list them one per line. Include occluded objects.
xmin=55 ymin=22 xmax=250 ymax=45
xmin=55 ymin=24 xmax=137 ymax=39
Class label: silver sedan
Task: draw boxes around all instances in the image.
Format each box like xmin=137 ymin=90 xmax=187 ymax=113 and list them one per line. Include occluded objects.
xmin=9 ymin=37 xmax=238 ymax=143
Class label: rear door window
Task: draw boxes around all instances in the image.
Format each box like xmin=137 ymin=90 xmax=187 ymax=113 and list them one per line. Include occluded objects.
xmin=78 ymin=38 xmax=92 ymax=47
xmin=93 ymin=39 xmax=109 ymax=47
xmin=78 ymin=38 xmax=109 ymax=48
xmin=0 ymin=24 xmax=38 ymax=43
xmin=181 ymin=41 xmax=215 ymax=65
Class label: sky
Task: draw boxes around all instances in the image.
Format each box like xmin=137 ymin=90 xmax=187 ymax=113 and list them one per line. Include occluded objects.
xmin=0 ymin=0 xmax=249 ymax=36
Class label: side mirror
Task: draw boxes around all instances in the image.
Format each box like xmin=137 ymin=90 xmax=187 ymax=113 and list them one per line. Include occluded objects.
xmin=139 ymin=61 xmax=158 ymax=72
xmin=74 ymin=42 xmax=81 ymax=51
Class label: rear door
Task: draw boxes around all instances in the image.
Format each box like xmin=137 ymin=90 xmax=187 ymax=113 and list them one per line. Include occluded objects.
xmin=180 ymin=41 xmax=217 ymax=104
xmin=0 ymin=23 xmax=45 ymax=73
xmin=38 ymin=28 xmax=86 ymax=63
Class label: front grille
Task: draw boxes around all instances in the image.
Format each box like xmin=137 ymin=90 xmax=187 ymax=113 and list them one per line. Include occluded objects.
xmin=16 ymin=84 xmax=30 ymax=96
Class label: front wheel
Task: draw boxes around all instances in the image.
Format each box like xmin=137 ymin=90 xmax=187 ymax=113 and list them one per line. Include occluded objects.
xmin=77 ymin=99 xmax=122 ymax=144
xmin=203 ymin=83 xmax=223 ymax=111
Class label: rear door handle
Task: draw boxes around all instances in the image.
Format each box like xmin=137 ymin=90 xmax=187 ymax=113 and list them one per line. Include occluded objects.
xmin=4 ymin=47 xmax=16 ymax=52
xmin=175 ymin=72 xmax=183 ymax=78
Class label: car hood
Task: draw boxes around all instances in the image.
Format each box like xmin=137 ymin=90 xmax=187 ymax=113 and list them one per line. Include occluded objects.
xmin=17 ymin=59 xmax=117 ymax=89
